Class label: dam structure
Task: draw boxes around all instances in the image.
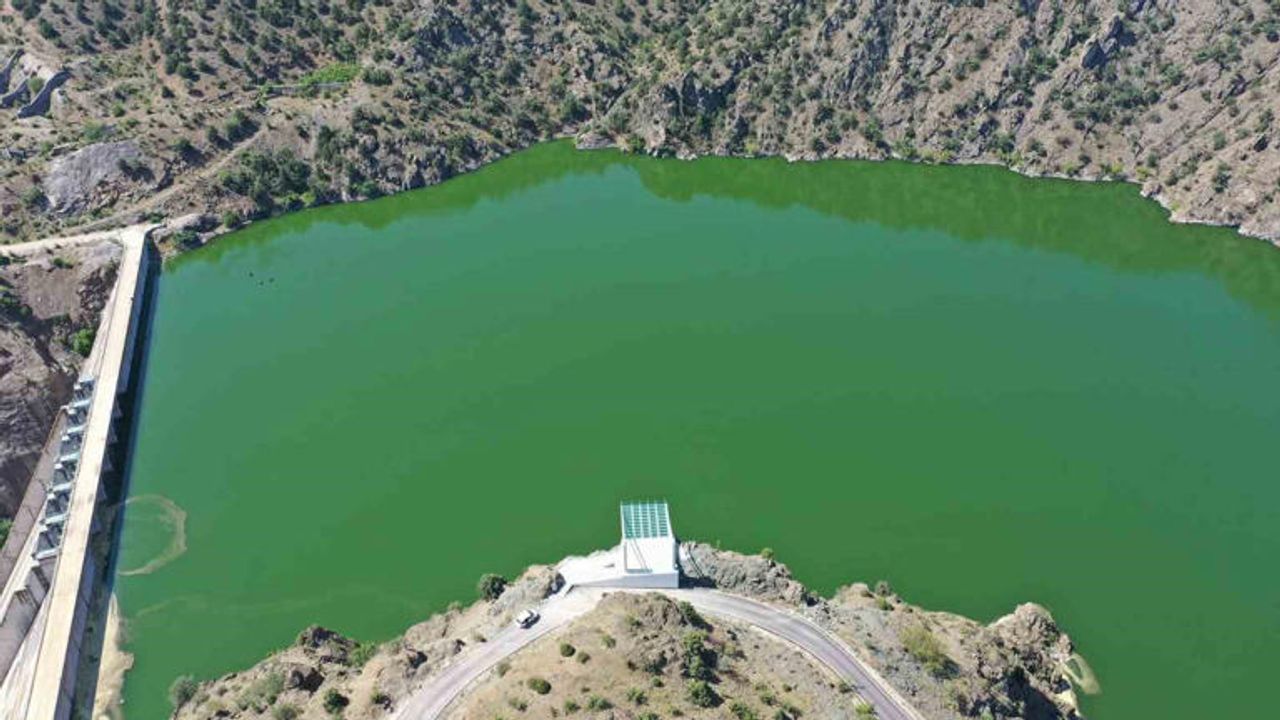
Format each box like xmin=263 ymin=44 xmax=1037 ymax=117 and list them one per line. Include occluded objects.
xmin=0 ymin=227 xmax=152 ymax=719
xmin=558 ymin=501 xmax=680 ymax=589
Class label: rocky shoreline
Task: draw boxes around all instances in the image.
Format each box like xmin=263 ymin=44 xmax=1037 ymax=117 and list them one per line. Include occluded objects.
xmin=162 ymin=544 xmax=1088 ymax=720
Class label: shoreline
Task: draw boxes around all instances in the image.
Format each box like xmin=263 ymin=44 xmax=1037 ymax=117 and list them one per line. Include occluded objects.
xmin=10 ymin=138 xmax=1278 ymax=262
xmin=153 ymin=543 xmax=1088 ymax=720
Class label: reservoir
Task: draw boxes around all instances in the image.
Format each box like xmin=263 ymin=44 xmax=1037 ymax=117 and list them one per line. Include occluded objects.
xmin=117 ymin=142 xmax=1280 ymax=719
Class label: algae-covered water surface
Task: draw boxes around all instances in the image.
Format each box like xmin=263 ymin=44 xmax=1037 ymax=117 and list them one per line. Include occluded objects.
xmin=117 ymin=143 xmax=1280 ymax=719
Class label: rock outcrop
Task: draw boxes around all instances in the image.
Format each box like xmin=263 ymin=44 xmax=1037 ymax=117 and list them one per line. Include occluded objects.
xmin=42 ymin=141 xmax=148 ymax=215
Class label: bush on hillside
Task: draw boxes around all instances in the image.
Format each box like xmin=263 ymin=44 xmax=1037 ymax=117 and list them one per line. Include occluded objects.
xmin=477 ymin=573 xmax=507 ymax=600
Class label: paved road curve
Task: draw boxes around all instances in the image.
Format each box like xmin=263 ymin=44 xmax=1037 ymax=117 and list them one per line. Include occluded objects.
xmin=391 ymin=587 xmax=924 ymax=720
xmin=666 ymin=589 xmax=924 ymax=720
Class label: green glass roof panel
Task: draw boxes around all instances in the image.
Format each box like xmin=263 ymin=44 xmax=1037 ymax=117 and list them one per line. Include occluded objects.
xmin=620 ymin=501 xmax=671 ymax=539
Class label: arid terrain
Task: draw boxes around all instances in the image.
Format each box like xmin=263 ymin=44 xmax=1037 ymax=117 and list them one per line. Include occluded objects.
xmin=0 ymin=0 xmax=1278 ymax=251
xmin=167 ymin=545 xmax=1086 ymax=720
xmin=0 ymin=238 xmax=118 ymax=542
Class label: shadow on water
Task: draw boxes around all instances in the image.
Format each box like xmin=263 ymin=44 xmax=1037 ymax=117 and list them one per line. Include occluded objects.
xmin=173 ymin=141 xmax=1280 ymax=319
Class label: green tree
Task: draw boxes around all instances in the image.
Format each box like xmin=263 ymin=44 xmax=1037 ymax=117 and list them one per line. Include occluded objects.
xmin=477 ymin=573 xmax=507 ymax=600
xmin=168 ymin=675 xmax=198 ymax=710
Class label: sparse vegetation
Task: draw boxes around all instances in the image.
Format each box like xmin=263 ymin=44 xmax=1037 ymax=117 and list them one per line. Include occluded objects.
xmin=900 ymin=624 xmax=953 ymax=677
xmin=0 ymin=0 xmax=1274 ymax=247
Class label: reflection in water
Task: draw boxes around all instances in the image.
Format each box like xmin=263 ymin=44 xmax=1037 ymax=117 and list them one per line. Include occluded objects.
xmin=178 ymin=142 xmax=1280 ymax=318
xmin=123 ymin=141 xmax=1280 ymax=720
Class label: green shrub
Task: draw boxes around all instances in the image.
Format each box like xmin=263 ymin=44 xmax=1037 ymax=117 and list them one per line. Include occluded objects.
xmin=349 ymin=642 xmax=377 ymax=667
xmin=1213 ymin=164 xmax=1231 ymax=193
xmin=169 ymin=675 xmax=198 ymax=710
xmin=681 ymin=631 xmax=716 ymax=680
xmin=322 ymin=688 xmax=349 ymax=714
xmin=731 ymin=701 xmax=760 ymax=720
xmin=679 ymin=601 xmax=708 ymax=629
xmin=219 ymin=149 xmax=311 ymax=211
xmin=82 ymin=122 xmax=109 ymax=142
xmin=686 ymin=679 xmax=720 ymax=708
xmin=477 ymin=573 xmax=507 ymax=600
xmin=626 ymin=687 xmax=647 ymax=705
xmin=559 ymin=642 xmax=576 ymax=657
xmin=362 ymin=67 xmax=393 ymax=85
xmin=586 ymin=695 xmax=613 ymax=710
xmin=272 ymin=704 xmax=300 ymax=720
xmin=527 ymin=677 xmax=551 ymax=694
xmin=21 ymin=187 xmax=45 ymax=209
xmin=900 ymin=624 xmax=952 ymax=677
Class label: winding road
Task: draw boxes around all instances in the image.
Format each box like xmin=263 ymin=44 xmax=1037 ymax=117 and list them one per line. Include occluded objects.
xmin=391 ymin=587 xmax=924 ymax=720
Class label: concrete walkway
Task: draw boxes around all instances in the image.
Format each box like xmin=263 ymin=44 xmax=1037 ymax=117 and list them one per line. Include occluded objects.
xmin=23 ymin=224 xmax=150 ymax=720
xmin=391 ymin=587 xmax=924 ymax=720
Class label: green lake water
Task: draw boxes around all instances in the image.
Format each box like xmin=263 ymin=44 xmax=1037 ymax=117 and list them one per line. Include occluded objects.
xmin=116 ymin=142 xmax=1280 ymax=719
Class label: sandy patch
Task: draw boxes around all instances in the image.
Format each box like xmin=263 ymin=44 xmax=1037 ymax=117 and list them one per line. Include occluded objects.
xmin=92 ymin=593 xmax=134 ymax=720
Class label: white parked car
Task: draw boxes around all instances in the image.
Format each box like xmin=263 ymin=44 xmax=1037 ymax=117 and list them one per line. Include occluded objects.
xmin=514 ymin=609 xmax=539 ymax=629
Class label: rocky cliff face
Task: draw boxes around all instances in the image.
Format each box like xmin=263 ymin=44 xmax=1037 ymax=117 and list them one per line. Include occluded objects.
xmin=1 ymin=0 xmax=1278 ymax=246
xmin=0 ymin=242 xmax=119 ymax=517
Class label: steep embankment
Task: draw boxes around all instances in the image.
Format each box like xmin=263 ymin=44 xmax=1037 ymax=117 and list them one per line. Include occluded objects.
xmin=0 ymin=241 xmax=119 ymax=528
xmin=0 ymin=1 xmax=1279 ymax=248
xmin=165 ymin=547 xmax=1085 ymax=720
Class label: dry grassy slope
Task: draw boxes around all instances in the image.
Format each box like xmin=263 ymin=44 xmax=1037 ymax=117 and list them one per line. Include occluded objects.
xmin=1 ymin=0 xmax=1278 ymax=246
xmin=453 ymin=593 xmax=858 ymax=720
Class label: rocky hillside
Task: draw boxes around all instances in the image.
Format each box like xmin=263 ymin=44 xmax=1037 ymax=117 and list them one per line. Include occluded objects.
xmin=0 ymin=241 xmax=119 ymax=520
xmin=165 ymin=547 xmax=1085 ymax=720
xmin=0 ymin=0 xmax=1278 ymax=247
